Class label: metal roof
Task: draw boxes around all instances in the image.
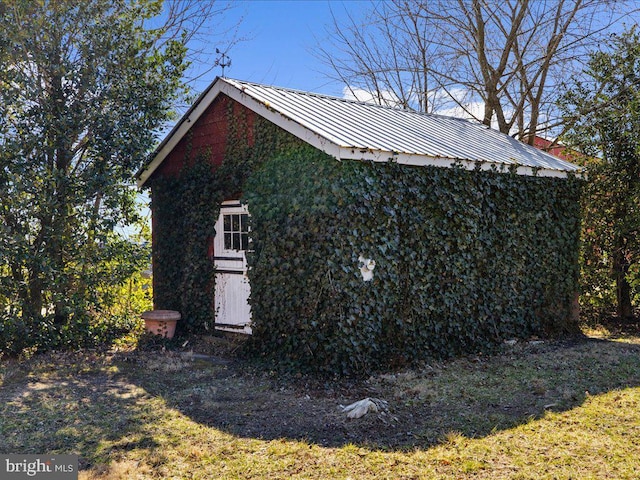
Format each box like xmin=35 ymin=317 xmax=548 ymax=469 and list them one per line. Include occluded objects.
xmin=137 ymin=77 xmax=580 ymax=187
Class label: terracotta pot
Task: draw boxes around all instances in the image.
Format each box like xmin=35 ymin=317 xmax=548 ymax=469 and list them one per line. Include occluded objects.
xmin=142 ymin=310 xmax=181 ymax=339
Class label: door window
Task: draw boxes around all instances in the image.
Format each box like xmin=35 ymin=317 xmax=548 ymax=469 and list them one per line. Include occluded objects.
xmin=223 ymin=213 xmax=249 ymax=251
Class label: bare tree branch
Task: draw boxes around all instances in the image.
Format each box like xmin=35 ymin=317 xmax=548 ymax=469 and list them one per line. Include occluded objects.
xmin=319 ymin=0 xmax=640 ymax=141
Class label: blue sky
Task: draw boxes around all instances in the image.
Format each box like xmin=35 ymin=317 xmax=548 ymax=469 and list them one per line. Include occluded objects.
xmin=133 ymin=1 xmax=368 ymax=229
xmin=188 ymin=0 xmax=369 ymax=98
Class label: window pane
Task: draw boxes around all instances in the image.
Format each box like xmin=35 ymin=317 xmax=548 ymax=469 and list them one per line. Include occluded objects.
xmin=221 ymin=211 xmax=250 ymax=251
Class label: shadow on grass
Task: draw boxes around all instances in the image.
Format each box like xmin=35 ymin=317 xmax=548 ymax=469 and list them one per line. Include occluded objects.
xmin=121 ymin=333 xmax=640 ymax=450
xmin=0 ymin=352 xmax=163 ymax=470
xmin=2 ymin=332 xmax=640 ymax=470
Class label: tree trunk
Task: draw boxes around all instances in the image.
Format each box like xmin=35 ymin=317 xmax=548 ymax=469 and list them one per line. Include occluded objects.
xmin=613 ymin=249 xmax=633 ymax=319
xmin=28 ymin=272 xmax=44 ymax=322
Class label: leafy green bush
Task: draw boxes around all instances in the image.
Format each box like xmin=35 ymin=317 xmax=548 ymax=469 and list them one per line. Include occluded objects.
xmin=0 ymin=242 xmax=152 ymax=358
xmin=0 ymin=306 xmax=147 ymax=358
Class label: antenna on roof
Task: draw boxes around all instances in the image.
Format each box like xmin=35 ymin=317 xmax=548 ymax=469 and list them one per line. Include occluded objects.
xmin=216 ymin=48 xmax=231 ymax=78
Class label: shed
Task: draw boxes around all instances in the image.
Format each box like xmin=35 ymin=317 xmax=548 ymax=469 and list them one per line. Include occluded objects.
xmin=137 ymin=77 xmax=581 ymax=372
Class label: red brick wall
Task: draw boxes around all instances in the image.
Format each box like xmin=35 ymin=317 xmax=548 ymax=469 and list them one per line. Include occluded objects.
xmin=533 ymin=136 xmax=578 ymax=162
xmin=150 ymin=93 xmax=257 ymax=180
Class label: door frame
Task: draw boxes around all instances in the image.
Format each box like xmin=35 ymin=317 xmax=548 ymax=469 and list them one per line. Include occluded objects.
xmin=213 ymin=200 xmax=252 ymax=334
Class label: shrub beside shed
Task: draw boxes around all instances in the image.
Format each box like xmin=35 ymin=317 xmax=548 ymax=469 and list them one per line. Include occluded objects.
xmin=137 ymin=77 xmax=582 ymax=374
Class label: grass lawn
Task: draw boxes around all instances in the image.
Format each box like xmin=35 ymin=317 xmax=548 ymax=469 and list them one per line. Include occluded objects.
xmin=1 ymin=326 xmax=640 ymax=479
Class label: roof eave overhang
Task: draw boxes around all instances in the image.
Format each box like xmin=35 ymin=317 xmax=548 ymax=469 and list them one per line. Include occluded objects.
xmin=335 ymin=148 xmax=578 ymax=178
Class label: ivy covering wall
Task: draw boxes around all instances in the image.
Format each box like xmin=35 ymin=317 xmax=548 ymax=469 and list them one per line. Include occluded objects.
xmin=149 ymin=104 xmax=581 ymax=374
xmin=149 ymin=156 xmax=219 ymax=333
xmin=244 ymin=149 xmax=581 ymax=374
xmin=148 ymin=106 xmax=304 ymax=333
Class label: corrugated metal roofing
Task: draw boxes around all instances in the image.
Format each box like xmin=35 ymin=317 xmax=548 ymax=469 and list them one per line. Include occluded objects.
xmin=225 ymin=78 xmax=579 ymax=174
xmin=137 ymin=77 xmax=580 ymax=187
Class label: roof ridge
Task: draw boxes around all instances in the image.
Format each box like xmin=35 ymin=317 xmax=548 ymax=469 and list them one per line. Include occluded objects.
xmin=224 ymin=77 xmax=483 ymax=126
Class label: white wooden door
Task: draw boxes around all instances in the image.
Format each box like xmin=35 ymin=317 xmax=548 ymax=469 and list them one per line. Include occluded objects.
xmin=213 ymin=201 xmax=252 ymax=334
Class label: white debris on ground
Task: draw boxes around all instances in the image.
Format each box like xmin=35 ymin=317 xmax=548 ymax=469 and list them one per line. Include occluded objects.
xmin=340 ymin=397 xmax=388 ymax=419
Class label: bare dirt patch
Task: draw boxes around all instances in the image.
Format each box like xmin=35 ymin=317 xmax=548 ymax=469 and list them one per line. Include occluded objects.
xmin=114 ymin=332 xmax=640 ymax=450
